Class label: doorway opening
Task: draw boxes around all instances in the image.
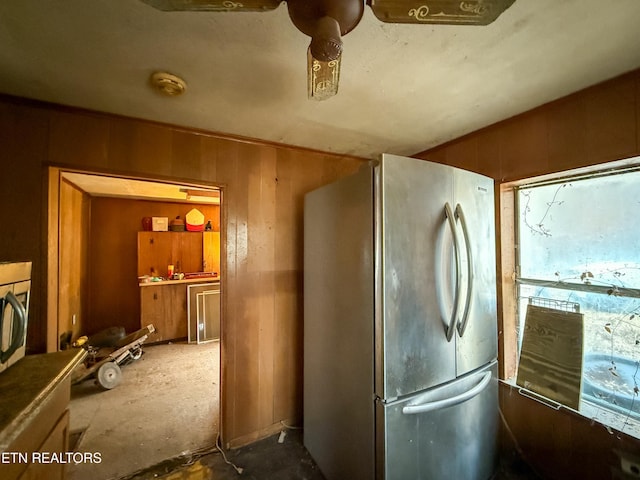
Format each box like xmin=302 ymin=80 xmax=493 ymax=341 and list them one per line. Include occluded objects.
xmin=46 ymin=167 xmax=224 ymax=478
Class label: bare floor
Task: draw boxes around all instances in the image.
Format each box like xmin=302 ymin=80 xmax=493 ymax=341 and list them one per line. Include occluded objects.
xmin=114 ymin=429 xmax=542 ymax=480
xmin=68 ymin=341 xmax=220 ymax=480
xmin=67 ymin=340 xmax=540 ymax=480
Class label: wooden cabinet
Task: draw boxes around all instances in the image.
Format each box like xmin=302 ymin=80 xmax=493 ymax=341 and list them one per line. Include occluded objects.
xmin=0 ymin=350 xmax=85 ymax=480
xmin=138 ymin=230 xmax=221 ymax=343
xmin=140 ymin=283 xmax=188 ymax=342
xmin=137 ymin=232 xmax=204 ymax=277
xmin=203 ymin=231 xmax=220 ymax=275
xmin=18 ymin=411 xmax=69 ymax=480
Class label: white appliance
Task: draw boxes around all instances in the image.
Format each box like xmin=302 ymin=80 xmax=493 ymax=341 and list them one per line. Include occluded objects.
xmin=0 ymin=261 xmax=31 ymax=374
xmin=303 ymin=154 xmax=498 ymax=480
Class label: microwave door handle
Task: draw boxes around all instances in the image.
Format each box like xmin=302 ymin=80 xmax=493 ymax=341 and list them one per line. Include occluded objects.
xmin=401 ymin=371 xmax=492 ymax=415
xmin=455 ymin=204 xmax=474 ymax=337
xmin=1 ymin=291 xmax=27 ymax=363
xmin=443 ymin=202 xmax=461 ymax=343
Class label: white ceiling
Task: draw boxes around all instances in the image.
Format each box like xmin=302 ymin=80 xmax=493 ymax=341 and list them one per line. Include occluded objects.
xmin=62 ymin=172 xmax=220 ymax=204
xmin=1 ymin=0 xmax=640 ymax=159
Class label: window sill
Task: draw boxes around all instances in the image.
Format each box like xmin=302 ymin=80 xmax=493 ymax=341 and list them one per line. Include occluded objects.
xmin=500 ymin=379 xmax=640 ymax=439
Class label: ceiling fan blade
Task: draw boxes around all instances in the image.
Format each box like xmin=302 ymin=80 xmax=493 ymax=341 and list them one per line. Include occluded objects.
xmin=140 ymin=0 xmax=282 ymax=12
xmin=367 ymin=0 xmax=516 ymax=25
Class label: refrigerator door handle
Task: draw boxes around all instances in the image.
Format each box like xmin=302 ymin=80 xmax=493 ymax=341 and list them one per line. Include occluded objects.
xmin=454 ymin=204 xmax=474 ymax=337
xmin=401 ymin=370 xmax=492 ymax=415
xmin=443 ymin=202 xmax=461 ymax=342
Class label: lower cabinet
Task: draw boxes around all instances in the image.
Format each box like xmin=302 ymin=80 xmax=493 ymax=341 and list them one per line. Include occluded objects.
xmin=140 ymin=281 xmax=219 ymax=343
xmin=0 ymin=350 xmax=86 ymax=480
xmin=140 ymin=283 xmax=188 ymax=342
xmin=18 ymin=411 xmax=69 ymax=480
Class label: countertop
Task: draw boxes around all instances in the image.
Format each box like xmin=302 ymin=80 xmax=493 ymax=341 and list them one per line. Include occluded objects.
xmin=139 ymin=276 xmax=219 ymax=287
xmin=0 ymin=349 xmax=86 ymax=450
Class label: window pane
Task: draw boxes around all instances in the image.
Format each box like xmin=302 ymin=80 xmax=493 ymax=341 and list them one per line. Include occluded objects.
xmin=517 ymin=284 xmax=640 ymax=359
xmin=517 ymin=171 xmax=640 ymax=286
xmin=516 ymin=167 xmax=640 ymax=439
xmin=518 ymin=280 xmax=640 ymax=437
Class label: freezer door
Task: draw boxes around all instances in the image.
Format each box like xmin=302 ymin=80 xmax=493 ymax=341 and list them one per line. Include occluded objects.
xmin=377 ymin=362 xmax=498 ymax=480
xmin=452 ymin=169 xmax=498 ymax=376
xmin=379 ymin=154 xmax=457 ymax=399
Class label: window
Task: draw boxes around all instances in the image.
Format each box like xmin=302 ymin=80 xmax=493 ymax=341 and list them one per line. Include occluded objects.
xmin=509 ymin=159 xmax=640 ymax=438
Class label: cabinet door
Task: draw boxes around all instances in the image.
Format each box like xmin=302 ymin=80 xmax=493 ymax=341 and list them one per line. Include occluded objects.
xmin=175 ymin=233 xmax=203 ymax=274
xmin=168 ymin=284 xmax=188 ymax=340
xmin=19 ymin=410 xmax=69 ymax=480
xmin=203 ymin=231 xmax=220 ymax=275
xmin=137 ymin=232 xmax=173 ymax=277
xmin=140 ymin=285 xmax=187 ymax=342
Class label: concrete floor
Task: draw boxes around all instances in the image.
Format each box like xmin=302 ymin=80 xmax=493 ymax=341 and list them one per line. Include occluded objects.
xmin=110 ymin=428 xmax=542 ymax=480
xmin=68 ymin=341 xmax=220 ymax=480
xmin=67 ymin=340 xmax=541 ymax=480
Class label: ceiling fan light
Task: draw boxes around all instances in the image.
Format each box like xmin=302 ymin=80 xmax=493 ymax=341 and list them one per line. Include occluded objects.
xmin=307 ymin=47 xmax=340 ymax=101
xmin=309 ymin=16 xmax=343 ymax=62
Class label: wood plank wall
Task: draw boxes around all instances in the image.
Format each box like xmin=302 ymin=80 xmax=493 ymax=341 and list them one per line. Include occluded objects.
xmin=413 ymin=70 xmax=640 ymax=181
xmin=58 ymin=179 xmax=90 ymax=347
xmin=0 ymin=94 xmax=365 ymax=447
xmin=89 ymin=197 xmax=220 ymax=336
xmin=413 ymin=68 xmax=640 ymax=480
xmin=0 ymin=102 xmax=49 ymax=355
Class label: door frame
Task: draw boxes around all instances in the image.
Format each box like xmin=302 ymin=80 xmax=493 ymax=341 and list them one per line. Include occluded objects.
xmin=46 ymin=165 xmax=226 ymax=432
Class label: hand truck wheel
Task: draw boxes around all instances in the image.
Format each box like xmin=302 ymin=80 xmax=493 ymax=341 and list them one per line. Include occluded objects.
xmin=96 ymin=361 xmax=122 ymax=390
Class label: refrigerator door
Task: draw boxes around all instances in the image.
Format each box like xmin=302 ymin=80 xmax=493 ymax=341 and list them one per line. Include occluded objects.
xmin=378 ymin=154 xmax=457 ymax=400
xmin=452 ymin=169 xmax=498 ymax=376
xmin=377 ymin=362 xmax=498 ymax=480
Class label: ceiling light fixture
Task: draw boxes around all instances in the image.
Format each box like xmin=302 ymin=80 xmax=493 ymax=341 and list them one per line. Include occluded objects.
xmin=149 ymin=71 xmax=187 ymax=96
xmin=180 ymin=188 xmax=221 ymax=203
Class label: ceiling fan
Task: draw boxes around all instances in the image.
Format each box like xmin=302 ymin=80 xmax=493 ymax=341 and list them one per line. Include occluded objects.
xmin=140 ymin=0 xmax=516 ymax=100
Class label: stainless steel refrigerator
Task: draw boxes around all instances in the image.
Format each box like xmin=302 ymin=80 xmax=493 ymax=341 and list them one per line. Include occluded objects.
xmin=304 ymin=154 xmax=498 ymax=480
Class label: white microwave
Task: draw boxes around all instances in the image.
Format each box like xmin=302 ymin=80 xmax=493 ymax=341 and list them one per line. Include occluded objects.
xmin=0 ymin=261 xmax=31 ymax=374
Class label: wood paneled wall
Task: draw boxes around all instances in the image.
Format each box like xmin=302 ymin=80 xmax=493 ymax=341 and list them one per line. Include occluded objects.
xmin=413 ymin=70 xmax=640 ymax=181
xmin=413 ymin=68 xmax=640 ymax=479
xmin=58 ymin=179 xmax=90 ymax=347
xmin=0 ymin=102 xmax=49 ymax=355
xmin=0 ymin=94 xmax=365 ymax=447
xmin=88 ymin=197 xmax=219 ymax=336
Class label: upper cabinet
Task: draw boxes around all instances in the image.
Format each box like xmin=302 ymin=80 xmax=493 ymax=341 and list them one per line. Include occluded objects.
xmin=137 ymin=231 xmax=219 ymax=277
xmin=203 ymin=231 xmax=221 ymax=275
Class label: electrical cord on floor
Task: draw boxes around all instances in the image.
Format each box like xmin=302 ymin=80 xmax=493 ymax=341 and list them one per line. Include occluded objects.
xmin=115 ymin=436 xmax=245 ymax=479
xmin=280 ymin=420 xmax=302 ymax=430
xmin=178 ymin=434 xmax=244 ymax=475
xmin=215 ymin=433 xmax=244 ymax=475
xmin=277 ymin=420 xmax=303 ymax=444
